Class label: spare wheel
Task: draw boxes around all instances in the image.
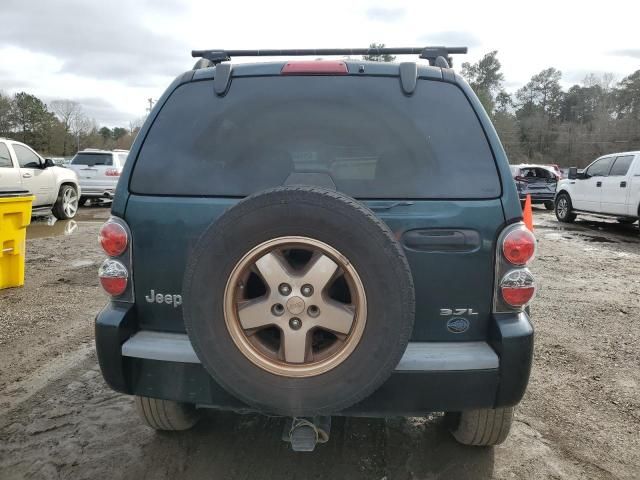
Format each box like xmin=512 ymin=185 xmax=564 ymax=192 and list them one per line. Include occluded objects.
xmin=182 ymin=186 xmax=415 ymax=416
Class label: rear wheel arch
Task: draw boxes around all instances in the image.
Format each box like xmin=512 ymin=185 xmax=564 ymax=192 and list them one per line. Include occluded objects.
xmin=555 ymin=191 xmax=577 ymax=223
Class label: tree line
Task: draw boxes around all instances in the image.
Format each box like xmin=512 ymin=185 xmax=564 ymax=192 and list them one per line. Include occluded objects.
xmin=460 ymin=51 xmax=640 ymax=167
xmin=365 ymin=44 xmax=640 ymax=167
xmin=2 ymin=50 xmax=640 ymax=167
xmin=0 ymin=92 xmax=139 ymax=157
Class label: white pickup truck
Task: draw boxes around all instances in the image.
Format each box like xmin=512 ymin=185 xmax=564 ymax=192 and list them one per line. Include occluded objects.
xmin=0 ymin=138 xmax=80 ymax=219
xmin=555 ymin=151 xmax=640 ymax=226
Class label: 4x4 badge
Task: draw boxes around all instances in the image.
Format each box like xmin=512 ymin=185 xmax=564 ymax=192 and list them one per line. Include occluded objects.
xmin=446 ymin=317 xmax=470 ymax=333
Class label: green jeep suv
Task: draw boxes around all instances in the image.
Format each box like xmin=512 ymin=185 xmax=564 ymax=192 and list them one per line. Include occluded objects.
xmin=95 ymin=47 xmax=536 ymax=450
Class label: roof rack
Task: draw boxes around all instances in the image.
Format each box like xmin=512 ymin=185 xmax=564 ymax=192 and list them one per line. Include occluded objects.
xmin=191 ymin=47 xmax=468 ymax=68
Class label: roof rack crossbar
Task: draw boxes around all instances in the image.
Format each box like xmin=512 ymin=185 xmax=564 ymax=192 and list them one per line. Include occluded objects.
xmin=191 ymin=47 xmax=468 ymax=67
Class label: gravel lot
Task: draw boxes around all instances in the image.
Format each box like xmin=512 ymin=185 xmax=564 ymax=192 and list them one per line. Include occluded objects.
xmin=0 ymin=206 xmax=639 ymax=479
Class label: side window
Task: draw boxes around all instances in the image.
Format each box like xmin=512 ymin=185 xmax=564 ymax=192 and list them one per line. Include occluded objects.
xmin=0 ymin=143 xmax=12 ymax=168
xmin=12 ymin=144 xmax=42 ymax=168
xmin=608 ymin=155 xmax=634 ymax=176
xmin=585 ymin=157 xmax=613 ymax=177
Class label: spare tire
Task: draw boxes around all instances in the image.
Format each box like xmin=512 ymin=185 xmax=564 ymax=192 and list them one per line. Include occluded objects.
xmin=183 ymin=186 xmax=415 ymax=416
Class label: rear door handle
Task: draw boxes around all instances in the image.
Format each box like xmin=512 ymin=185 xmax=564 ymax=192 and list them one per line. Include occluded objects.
xmin=402 ymin=229 xmax=480 ymax=252
xmin=596 ymin=181 xmax=602 ymax=187
xmin=22 ymin=172 xmax=32 ymax=178
xmin=620 ymin=181 xmax=627 ymax=188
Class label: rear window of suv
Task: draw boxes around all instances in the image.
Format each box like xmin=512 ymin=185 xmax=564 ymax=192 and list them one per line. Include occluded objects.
xmin=131 ymin=76 xmax=500 ymax=199
xmin=71 ymin=153 xmax=113 ymax=166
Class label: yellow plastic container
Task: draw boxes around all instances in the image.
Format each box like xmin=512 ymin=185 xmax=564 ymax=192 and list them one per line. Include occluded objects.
xmin=0 ymin=195 xmax=35 ymax=289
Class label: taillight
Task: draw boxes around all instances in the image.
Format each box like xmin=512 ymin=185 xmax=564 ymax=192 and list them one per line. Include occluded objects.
xmin=281 ymin=61 xmax=348 ymax=75
xmin=502 ymin=227 xmax=536 ymax=265
xmin=98 ymin=217 xmax=133 ymax=301
xmin=99 ymin=221 xmax=128 ymax=257
xmin=494 ymin=222 xmax=537 ymax=312
xmin=105 ymin=168 xmax=120 ymax=176
xmin=99 ymin=259 xmax=128 ymax=296
xmin=500 ymin=269 xmax=536 ymax=307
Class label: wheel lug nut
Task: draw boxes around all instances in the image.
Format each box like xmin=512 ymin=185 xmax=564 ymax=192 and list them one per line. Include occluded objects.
xmin=278 ymin=283 xmax=292 ymax=295
xmin=307 ymin=305 xmax=320 ymax=318
xmin=272 ymin=303 xmax=285 ymax=316
xmin=301 ymin=284 xmax=314 ymax=297
xmin=289 ymin=317 xmax=302 ymax=330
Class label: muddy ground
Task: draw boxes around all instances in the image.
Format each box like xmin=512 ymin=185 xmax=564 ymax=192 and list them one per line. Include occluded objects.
xmin=0 ymin=206 xmax=639 ymax=479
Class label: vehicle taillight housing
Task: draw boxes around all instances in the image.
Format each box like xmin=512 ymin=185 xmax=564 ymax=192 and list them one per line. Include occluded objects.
xmin=502 ymin=227 xmax=536 ymax=265
xmin=500 ymin=269 xmax=536 ymax=307
xmin=494 ymin=222 xmax=537 ymax=312
xmin=105 ymin=168 xmax=120 ymax=176
xmin=98 ymin=217 xmax=133 ymax=301
xmin=99 ymin=259 xmax=128 ymax=296
xmin=99 ymin=221 xmax=128 ymax=257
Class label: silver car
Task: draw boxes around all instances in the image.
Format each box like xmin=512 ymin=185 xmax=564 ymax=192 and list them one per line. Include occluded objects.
xmin=510 ymin=164 xmax=558 ymax=210
xmin=68 ymin=149 xmax=128 ymax=204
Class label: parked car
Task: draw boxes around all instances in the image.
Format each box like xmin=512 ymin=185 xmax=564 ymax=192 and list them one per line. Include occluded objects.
xmin=67 ymin=148 xmax=128 ymax=205
xmin=0 ymin=138 xmax=80 ymax=219
xmin=95 ymin=46 xmax=536 ymax=450
xmin=510 ymin=164 xmax=559 ymax=210
xmin=555 ymin=151 xmax=640 ymax=225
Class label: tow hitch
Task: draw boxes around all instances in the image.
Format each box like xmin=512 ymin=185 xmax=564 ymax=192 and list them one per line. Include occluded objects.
xmin=283 ymin=416 xmax=331 ymax=452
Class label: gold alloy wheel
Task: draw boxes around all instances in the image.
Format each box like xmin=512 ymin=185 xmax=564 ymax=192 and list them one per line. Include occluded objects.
xmin=223 ymin=236 xmax=367 ymax=378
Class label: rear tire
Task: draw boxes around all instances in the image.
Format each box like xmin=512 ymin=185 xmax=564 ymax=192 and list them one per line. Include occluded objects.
xmin=52 ymin=185 xmax=79 ymax=220
xmin=134 ymin=396 xmax=200 ymax=431
xmin=447 ymin=406 xmax=514 ymax=446
xmin=555 ymin=193 xmax=576 ymax=223
xmin=79 ymin=196 xmax=88 ymax=207
xmin=544 ymin=201 xmax=554 ymax=210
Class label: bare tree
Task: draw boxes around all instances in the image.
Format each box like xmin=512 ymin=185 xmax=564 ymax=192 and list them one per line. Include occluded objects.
xmin=50 ymin=100 xmax=81 ymax=155
xmin=70 ymin=112 xmax=93 ymax=151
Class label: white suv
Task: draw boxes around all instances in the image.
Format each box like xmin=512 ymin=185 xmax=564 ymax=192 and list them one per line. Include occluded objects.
xmin=0 ymin=138 xmax=80 ymax=219
xmin=67 ymin=149 xmax=128 ymax=204
xmin=555 ymin=151 xmax=640 ymax=225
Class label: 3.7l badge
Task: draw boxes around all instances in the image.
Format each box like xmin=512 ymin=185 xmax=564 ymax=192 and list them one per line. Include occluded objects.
xmin=440 ymin=308 xmax=478 ymax=316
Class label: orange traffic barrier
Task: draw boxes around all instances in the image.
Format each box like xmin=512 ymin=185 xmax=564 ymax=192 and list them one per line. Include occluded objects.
xmin=523 ymin=194 xmax=534 ymax=232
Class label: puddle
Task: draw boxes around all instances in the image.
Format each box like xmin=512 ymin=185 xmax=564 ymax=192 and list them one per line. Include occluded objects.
xmin=582 ymin=235 xmax=616 ymax=244
xmin=27 ymin=216 xmax=79 ymax=239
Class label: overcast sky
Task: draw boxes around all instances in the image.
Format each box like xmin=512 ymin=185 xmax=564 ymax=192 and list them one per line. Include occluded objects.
xmin=1 ymin=0 xmax=638 ymax=127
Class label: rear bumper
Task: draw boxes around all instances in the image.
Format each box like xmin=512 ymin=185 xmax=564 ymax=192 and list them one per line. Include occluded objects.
xmin=95 ymin=304 xmax=533 ymax=416
xmin=518 ymin=191 xmax=555 ymax=203
xmin=78 ymin=182 xmax=117 ymax=198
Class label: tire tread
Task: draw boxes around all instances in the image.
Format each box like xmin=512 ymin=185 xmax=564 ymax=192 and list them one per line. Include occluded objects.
xmin=448 ymin=406 xmax=514 ymax=446
xmin=134 ymin=396 xmax=200 ymax=431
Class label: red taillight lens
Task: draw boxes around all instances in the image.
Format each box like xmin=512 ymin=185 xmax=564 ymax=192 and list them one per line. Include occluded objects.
xmin=99 ymin=221 xmax=128 ymax=257
xmin=500 ymin=269 xmax=536 ymax=307
xmin=105 ymin=168 xmax=120 ymax=176
xmin=98 ymin=259 xmax=128 ymax=296
xmin=503 ymin=227 xmax=536 ymax=265
xmin=281 ymin=61 xmax=348 ymax=75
